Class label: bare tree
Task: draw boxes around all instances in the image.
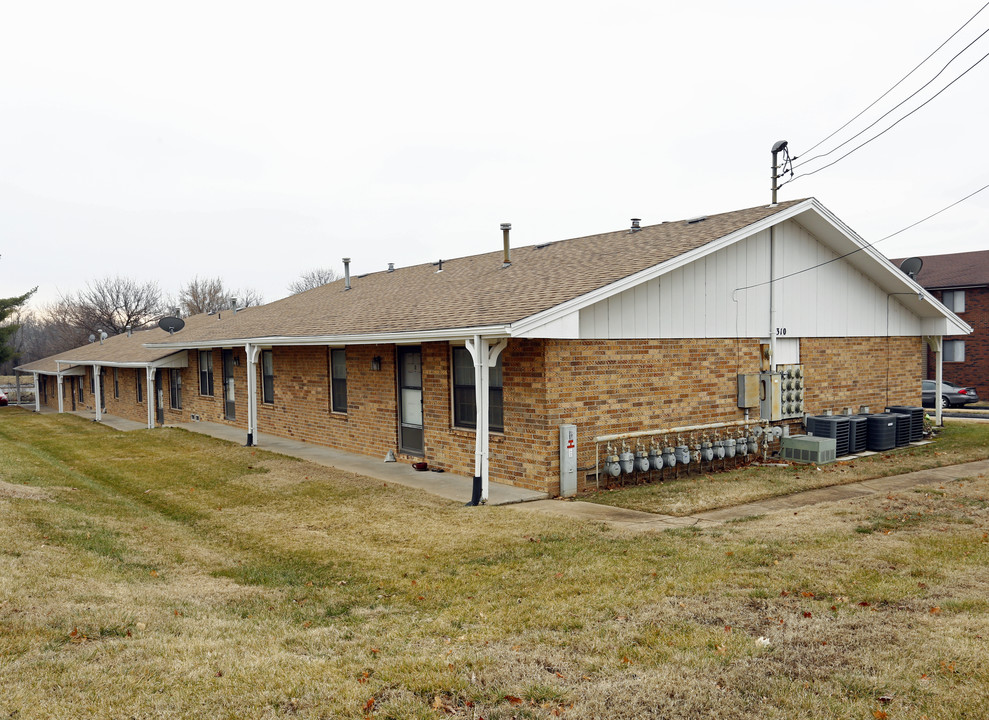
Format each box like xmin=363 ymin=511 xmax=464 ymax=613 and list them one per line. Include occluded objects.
xmin=288 ymin=267 xmax=339 ymax=295
xmin=58 ymin=276 xmax=166 ymax=337
xmin=178 ymin=276 xmax=263 ymax=316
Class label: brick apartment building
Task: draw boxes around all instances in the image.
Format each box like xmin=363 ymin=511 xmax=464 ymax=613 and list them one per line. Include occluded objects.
xmin=892 ymin=250 xmax=988 ymax=398
xmin=18 ymin=198 xmax=970 ymax=498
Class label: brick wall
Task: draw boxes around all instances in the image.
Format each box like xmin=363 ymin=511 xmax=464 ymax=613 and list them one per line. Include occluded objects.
xmin=926 ymin=287 xmax=988 ymax=397
xmin=48 ymin=334 xmax=925 ymax=497
xmin=801 ymin=336 xmax=922 ymax=412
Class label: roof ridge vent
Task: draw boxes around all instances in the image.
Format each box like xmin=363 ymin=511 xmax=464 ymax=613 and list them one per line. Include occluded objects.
xmin=685 ymin=216 xmax=708 ymax=225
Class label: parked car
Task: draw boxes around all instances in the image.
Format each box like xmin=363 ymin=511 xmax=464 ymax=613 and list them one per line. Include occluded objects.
xmin=922 ymin=380 xmax=980 ymax=408
xmin=0 ymin=389 xmax=7 ymax=406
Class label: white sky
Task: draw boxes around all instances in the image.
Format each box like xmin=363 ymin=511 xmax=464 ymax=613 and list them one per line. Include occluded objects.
xmin=3 ymin=0 xmax=988 ymax=310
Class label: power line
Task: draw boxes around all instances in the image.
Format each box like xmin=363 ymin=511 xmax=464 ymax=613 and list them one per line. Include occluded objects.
xmin=800 ymin=1 xmax=989 ymax=159
xmin=795 ymin=25 xmax=989 ymax=171
xmin=734 ymin=181 xmax=989 ymax=293
xmin=780 ymin=46 xmax=989 ymax=186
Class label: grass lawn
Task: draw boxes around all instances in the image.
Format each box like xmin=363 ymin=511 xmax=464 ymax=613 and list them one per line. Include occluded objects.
xmin=582 ymin=422 xmax=989 ymax=516
xmin=2 ymin=408 xmax=988 ymax=719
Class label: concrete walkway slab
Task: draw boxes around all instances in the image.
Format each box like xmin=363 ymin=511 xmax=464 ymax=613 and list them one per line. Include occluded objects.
xmin=170 ymin=421 xmax=547 ymax=507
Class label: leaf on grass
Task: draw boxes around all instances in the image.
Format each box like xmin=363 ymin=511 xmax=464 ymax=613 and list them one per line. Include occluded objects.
xmin=505 ymin=695 xmax=523 ymax=706
xmin=363 ymin=697 xmax=375 ymax=711
xmin=803 ymin=611 xmax=812 ymax=618
xmin=873 ymin=711 xmax=888 ymax=719
xmin=150 ymin=570 xmax=159 ymax=577
xmin=929 ymin=606 xmax=941 ymax=614
xmin=801 ymin=591 xmax=814 ymax=598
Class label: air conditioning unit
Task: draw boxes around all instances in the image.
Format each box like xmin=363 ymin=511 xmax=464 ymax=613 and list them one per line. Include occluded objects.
xmin=780 ymin=435 xmax=836 ymax=464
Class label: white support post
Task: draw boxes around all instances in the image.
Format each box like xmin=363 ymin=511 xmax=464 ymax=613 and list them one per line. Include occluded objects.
xmin=93 ymin=365 xmax=103 ymax=422
xmin=245 ymin=343 xmax=260 ymax=446
xmin=465 ymin=336 xmax=507 ymax=505
xmin=146 ymin=367 xmax=155 ymax=428
xmin=32 ymin=373 xmax=40 ymax=412
xmin=56 ymin=374 xmax=64 ymax=414
xmin=15 ymin=372 xmax=21 ymax=406
xmin=934 ymin=336 xmax=943 ymax=427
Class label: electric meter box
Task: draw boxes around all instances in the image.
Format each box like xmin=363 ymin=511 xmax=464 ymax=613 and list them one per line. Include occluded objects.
xmin=759 ymin=372 xmax=782 ymax=421
xmin=559 ymin=424 xmax=577 ymax=497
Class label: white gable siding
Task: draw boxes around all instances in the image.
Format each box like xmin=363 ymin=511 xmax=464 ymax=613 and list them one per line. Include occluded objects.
xmin=577 ymin=220 xmax=922 ymax=339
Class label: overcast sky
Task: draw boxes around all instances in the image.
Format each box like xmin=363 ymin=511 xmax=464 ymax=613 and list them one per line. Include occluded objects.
xmin=3 ymin=1 xmax=987 ymax=311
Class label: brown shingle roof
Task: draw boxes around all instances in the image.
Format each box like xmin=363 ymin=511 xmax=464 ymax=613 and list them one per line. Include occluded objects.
xmin=890 ymin=249 xmax=989 ymax=289
xmin=150 ymin=199 xmax=807 ymax=344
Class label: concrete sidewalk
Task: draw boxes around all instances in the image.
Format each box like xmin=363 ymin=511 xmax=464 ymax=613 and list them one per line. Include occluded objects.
xmin=513 ymin=458 xmax=989 ymax=530
xmin=172 ymin=421 xmax=547 ymax=507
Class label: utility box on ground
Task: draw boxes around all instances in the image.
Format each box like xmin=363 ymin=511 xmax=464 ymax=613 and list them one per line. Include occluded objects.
xmin=780 ymin=435 xmax=836 ymax=464
xmin=559 ymin=424 xmax=577 ymax=497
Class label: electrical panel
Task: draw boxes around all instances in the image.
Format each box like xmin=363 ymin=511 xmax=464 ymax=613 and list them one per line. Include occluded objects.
xmin=737 ymin=373 xmax=760 ymax=409
xmin=777 ymin=363 xmax=805 ymax=419
xmin=559 ymin=424 xmax=577 ymax=497
xmin=759 ymin=372 xmax=782 ymax=421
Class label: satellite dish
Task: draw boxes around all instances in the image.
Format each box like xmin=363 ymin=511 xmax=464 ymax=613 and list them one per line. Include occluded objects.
xmin=88 ymin=334 xmax=96 ymax=343
xmin=900 ymin=257 xmax=923 ymax=280
xmin=100 ymin=331 xmax=108 ymax=341
xmin=158 ymin=316 xmax=186 ymax=335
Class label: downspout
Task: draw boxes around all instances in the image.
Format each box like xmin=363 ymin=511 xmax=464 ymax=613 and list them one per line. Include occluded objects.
xmin=768 ymin=224 xmax=777 ymax=371
xmin=32 ymin=372 xmax=39 ymax=412
xmin=56 ymin=373 xmax=64 ymax=414
xmin=245 ymin=343 xmax=260 ymax=446
xmin=146 ymin=367 xmax=155 ymax=429
xmin=93 ymin=365 xmax=103 ymax=422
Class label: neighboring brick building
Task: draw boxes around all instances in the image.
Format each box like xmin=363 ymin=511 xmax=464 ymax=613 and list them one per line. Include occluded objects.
xmin=892 ymin=250 xmax=989 ymax=398
xmin=19 ymin=198 xmax=970 ymax=498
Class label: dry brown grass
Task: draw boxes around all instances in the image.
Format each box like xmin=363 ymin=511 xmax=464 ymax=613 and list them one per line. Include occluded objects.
xmin=583 ymin=422 xmax=989 ymax=516
xmin=2 ymin=407 xmax=988 ymax=719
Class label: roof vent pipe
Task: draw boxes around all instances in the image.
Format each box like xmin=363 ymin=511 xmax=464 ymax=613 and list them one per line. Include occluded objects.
xmin=501 ymin=223 xmax=511 ymax=267
xmin=343 ymin=258 xmax=351 ymax=290
xmin=630 ymin=218 xmax=641 ymax=232
xmin=387 ymin=262 xmax=395 ymax=272
xmin=230 ymin=297 xmax=238 ymax=314
xmin=126 ymin=325 xmax=132 ymax=337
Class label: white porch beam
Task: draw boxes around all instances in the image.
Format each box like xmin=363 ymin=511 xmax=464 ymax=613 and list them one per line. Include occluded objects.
xmin=32 ymin=373 xmax=39 ymax=412
xmin=245 ymin=343 xmax=260 ymax=446
xmin=56 ymin=374 xmax=64 ymax=414
xmin=93 ymin=365 xmax=103 ymax=422
xmin=146 ymin=367 xmax=156 ymax=429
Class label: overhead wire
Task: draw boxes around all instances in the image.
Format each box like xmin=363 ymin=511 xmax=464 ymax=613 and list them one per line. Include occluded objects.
xmin=734 ymin=181 xmax=989 ymax=293
xmin=792 ymin=27 xmax=989 ymax=174
xmin=799 ymin=1 xmax=989 ymax=160
xmin=780 ymin=48 xmax=989 ymax=185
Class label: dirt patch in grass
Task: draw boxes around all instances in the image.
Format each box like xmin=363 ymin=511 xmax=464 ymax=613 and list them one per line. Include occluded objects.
xmin=0 ymin=479 xmax=50 ymax=500
xmin=2 ymin=411 xmax=989 ymax=719
xmin=582 ymin=422 xmax=989 ymax=516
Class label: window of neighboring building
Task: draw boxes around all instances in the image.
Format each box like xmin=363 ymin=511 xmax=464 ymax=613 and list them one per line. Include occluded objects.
xmin=136 ymin=370 xmax=143 ymax=403
xmin=452 ymin=346 xmax=504 ymax=432
xmin=113 ymin=368 xmax=119 ymax=399
xmin=942 ymin=290 xmax=966 ymax=313
xmin=944 ymin=340 xmax=965 ymax=362
xmin=261 ymin=350 xmax=274 ymax=404
xmin=330 ymin=348 xmax=347 ymax=413
xmin=199 ymin=350 xmax=214 ymax=396
xmin=169 ymin=368 xmax=182 ymax=409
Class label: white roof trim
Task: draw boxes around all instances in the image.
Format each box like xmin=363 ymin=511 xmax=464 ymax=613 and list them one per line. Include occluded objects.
xmin=143 ymin=325 xmax=511 ymax=350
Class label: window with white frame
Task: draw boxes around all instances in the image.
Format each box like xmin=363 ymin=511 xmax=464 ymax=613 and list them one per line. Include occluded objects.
xmin=261 ymin=350 xmax=274 ymax=404
xmin=944 ymin=340 xmax=965 ymax=362
xmin=199 ymin=350 xmax=214 ymax=396
xmin=169 ymin=368 xmax=182 ymax=409
xmin=452 ymin=346 xmax=503 ymax=432
xmin=941 ymin=290 xmax=965 ymax=313
xmin=330 ymin=349 xmax=347 ymax=413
